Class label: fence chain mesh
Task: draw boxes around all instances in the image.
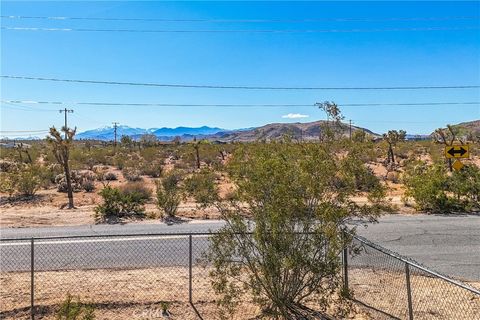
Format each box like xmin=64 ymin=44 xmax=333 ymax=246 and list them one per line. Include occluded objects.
xmin=1 ymin=233 xmax=479 ymax=319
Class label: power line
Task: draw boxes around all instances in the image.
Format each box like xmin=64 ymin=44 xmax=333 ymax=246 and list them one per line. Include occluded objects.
xmin=2 ymin=15 xmax=478 ymax=23
xmin=1 ymin=101 xmax=58 ymax=112
xmin=2 ymin=26 xmax=479 ymax=34
xmin=2 ymin=76 xmax=479 ymax=91
xmin=0 ymin=129 xmax=49 ymax=133
xmin=2 ymin=100 xmax=479 ymax=108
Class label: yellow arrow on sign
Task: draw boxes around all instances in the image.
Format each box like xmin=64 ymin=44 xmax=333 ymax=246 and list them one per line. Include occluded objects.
xmin=445 ymin=145 xmax=469 ymax=159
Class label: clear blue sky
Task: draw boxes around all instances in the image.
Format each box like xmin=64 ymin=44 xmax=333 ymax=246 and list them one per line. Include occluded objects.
xmin=1 ymin=1 xmax=479 ymax=136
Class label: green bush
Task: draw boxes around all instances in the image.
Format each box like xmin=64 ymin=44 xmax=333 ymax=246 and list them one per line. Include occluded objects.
xmin=184 ymin=169 xmax=219 ymax=206
xmin=403 ymin=161 xmax=480 ymax=213
xmin=0 ymin=172 xmax=16 ymax=198
xmin=448 ymin=164 xmax=480 ymax=210
xmin=139 ymin=161 xmax=163 ymax=178
xmin=56 ymin=293 xmax=95 ymax=320
xmin=15 ymin=166 xmax=41 ymax=196
xmin=95 ymin=183 xmax=151 ymax=221
xmin=156 ymin=171 xmax=183 ymax=218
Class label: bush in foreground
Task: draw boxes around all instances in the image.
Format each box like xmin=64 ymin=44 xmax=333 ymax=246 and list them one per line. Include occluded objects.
xmin=197 ymin=142 xmax=388 ymax=319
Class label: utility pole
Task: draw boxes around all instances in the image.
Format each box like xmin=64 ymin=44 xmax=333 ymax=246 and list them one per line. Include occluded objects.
xmin=112 ymin=122 xmax=119 ymax=149
xmin=59 ymin=108 xmax=74 ymax=139
xmin=349 ymin=120 xmax=353 ymax=141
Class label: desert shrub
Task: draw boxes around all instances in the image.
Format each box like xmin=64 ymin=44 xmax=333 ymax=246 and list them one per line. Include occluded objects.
xmin=199 ymin=142 xmax=388 ymax=319
xmin=184 ymin=169 xmax=218 ymax=206
xmin=82 ymin=180 xmax=95 ymax=192
xmin=0 ymin=172 xmax=16 ymax=198
xmin=56 ymin=171 xmax=95 ymax=193
xmin=56 ymin=293 xmax=95 ymax=320
xmin=104 ymin=172 xmax=118 ymax=181
xmin=155 ymin=171 xmax=183 ymax=218
xmin=403 ymin=161 xmax=479 ymax=212
xmin=122 ymin=167 xmax=142 ymax=181
xmin=0 ymin=160 xmax=19 ymax=173
xmin=118 ymin=182 xmax=152 ymax=201
xmin=448 ymin=164 xmax=480 ymax=210
xmin=95 ymin=183 xmax=151 ymax=221
xmin=15 ymin=166 xmax=42 ymax=196
xmin=403 ymin=162 xmax=451 ymax=212
xmin=339 ymin=148 xmax=385 ymax=192
xmin=139 ymin=162 xmax=163 ymax=178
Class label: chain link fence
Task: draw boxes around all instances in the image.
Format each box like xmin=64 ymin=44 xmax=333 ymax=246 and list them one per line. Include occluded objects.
xmin=346 ymin=235 xmax=480 ymax=320
xmin=1 ymin=233 xmax=479 ymax=319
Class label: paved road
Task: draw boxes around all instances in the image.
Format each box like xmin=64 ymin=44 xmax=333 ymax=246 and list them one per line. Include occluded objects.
xmin=353 ymin=214 xmax=480 ymax=282
xmin=1 ymin=215 xmax=479 ymax=282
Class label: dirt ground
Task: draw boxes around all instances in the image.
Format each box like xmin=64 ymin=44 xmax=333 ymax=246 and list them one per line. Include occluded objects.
xmin=0 ymin=166 xmax=223 ymax=228
xmin=0 ymin=165 xmax=409 ymax=228
xmin=1 ymin=266 xmax=368 ymax=320
xmin=1 ymin=266 xmax=478 ymax=320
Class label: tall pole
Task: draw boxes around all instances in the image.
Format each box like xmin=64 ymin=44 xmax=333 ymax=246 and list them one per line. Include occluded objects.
xmin=349 ymin=120 xmax=353 ymax=141
xmin=112 ymin=122 xmax=119 ymax=149
xmin=59 ymin=108 xmax=74 ymax=139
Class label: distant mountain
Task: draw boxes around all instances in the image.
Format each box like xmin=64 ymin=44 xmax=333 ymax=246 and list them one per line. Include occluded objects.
xmin=75 ymin=121 xmax=380 ymax=142
xmin=429 ymin=120 xmax=480 ymax=140
xmin=76 ymin=125 xmax=226 ymax=141
xmin=206 ymin=120 xmax=379 ymax=142
xmin=450 ymin=120 xmax=480 ymax=137
xmin=152 ymin=126 xmax=224 ymax=137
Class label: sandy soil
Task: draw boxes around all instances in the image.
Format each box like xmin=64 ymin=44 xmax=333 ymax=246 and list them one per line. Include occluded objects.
xmin=1 ymin=266 xmax=368 ymax=320
xmin=2 ymin=266 xmax=478 ymax=320
xmin=0 ymin=167 xmax=222 ymax=228
xmin=349 ymin=268 xmax=480 ymax=320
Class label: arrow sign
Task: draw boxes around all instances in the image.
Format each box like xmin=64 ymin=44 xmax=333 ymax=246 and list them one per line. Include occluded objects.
xmin=445 ymin=145 xmax=470 ymax=159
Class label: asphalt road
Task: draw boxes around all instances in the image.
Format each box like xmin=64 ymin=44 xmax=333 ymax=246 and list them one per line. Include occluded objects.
xmin=1 ymin=215 xmax=479 ymax=282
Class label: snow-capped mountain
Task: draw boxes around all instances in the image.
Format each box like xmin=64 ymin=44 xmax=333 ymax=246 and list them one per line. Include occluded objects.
xmin=76 ymin=125 xmax=226 ymax=141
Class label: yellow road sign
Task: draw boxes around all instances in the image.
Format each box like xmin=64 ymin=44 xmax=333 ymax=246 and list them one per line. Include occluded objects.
xmin=452 ymin=160 xmax=464 ymax=171
xmin=445 ymin=145 xmax=469 ymax=159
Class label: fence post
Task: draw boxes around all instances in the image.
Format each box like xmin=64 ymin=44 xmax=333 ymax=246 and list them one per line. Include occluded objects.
xmin=405 ymin=263 xmax=414 ymax=320
xmin=342 ymin=239 xmax=349 ymax=293
xmin=189 ymin=234 xmax=193 ymax=304
xmin=30 ymin=237 xmax=34 ymax=320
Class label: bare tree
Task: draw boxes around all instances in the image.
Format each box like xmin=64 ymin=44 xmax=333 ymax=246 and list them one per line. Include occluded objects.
xmin=47 ymin=126 xmax=76 ymax=209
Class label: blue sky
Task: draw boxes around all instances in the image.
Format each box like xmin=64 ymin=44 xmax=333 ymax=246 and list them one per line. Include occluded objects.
xmin=1 ymin=1 xmax=479 ymax=136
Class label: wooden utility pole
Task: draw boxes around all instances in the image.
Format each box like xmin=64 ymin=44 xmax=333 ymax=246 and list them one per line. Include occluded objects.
xmin=349 ymin=120 xmax=353 ymax=141
xmin=59 ymin=108 xmax=74 ymax=139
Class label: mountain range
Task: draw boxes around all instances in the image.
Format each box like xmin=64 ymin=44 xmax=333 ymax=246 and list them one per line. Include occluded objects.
xmin=75 ymin=125 xmax=226 ymax=141
xmin=75 ymin=121 xmax=378 ymax=142
xmin=3 ymin=120 xmax=478 ymax=142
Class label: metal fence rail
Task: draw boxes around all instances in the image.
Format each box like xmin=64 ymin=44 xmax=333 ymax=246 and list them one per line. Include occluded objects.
xmin=1 ymin=233 xmax=479 ymax=319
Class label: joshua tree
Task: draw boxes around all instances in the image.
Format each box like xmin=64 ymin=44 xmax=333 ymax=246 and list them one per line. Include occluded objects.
xmin=432 ymin=125 xmax=464 ymax=171
xmin=47 ymin=126 xmax=76 ymax=209
xmin=383 ymin=130 xmax=406 ymax=164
